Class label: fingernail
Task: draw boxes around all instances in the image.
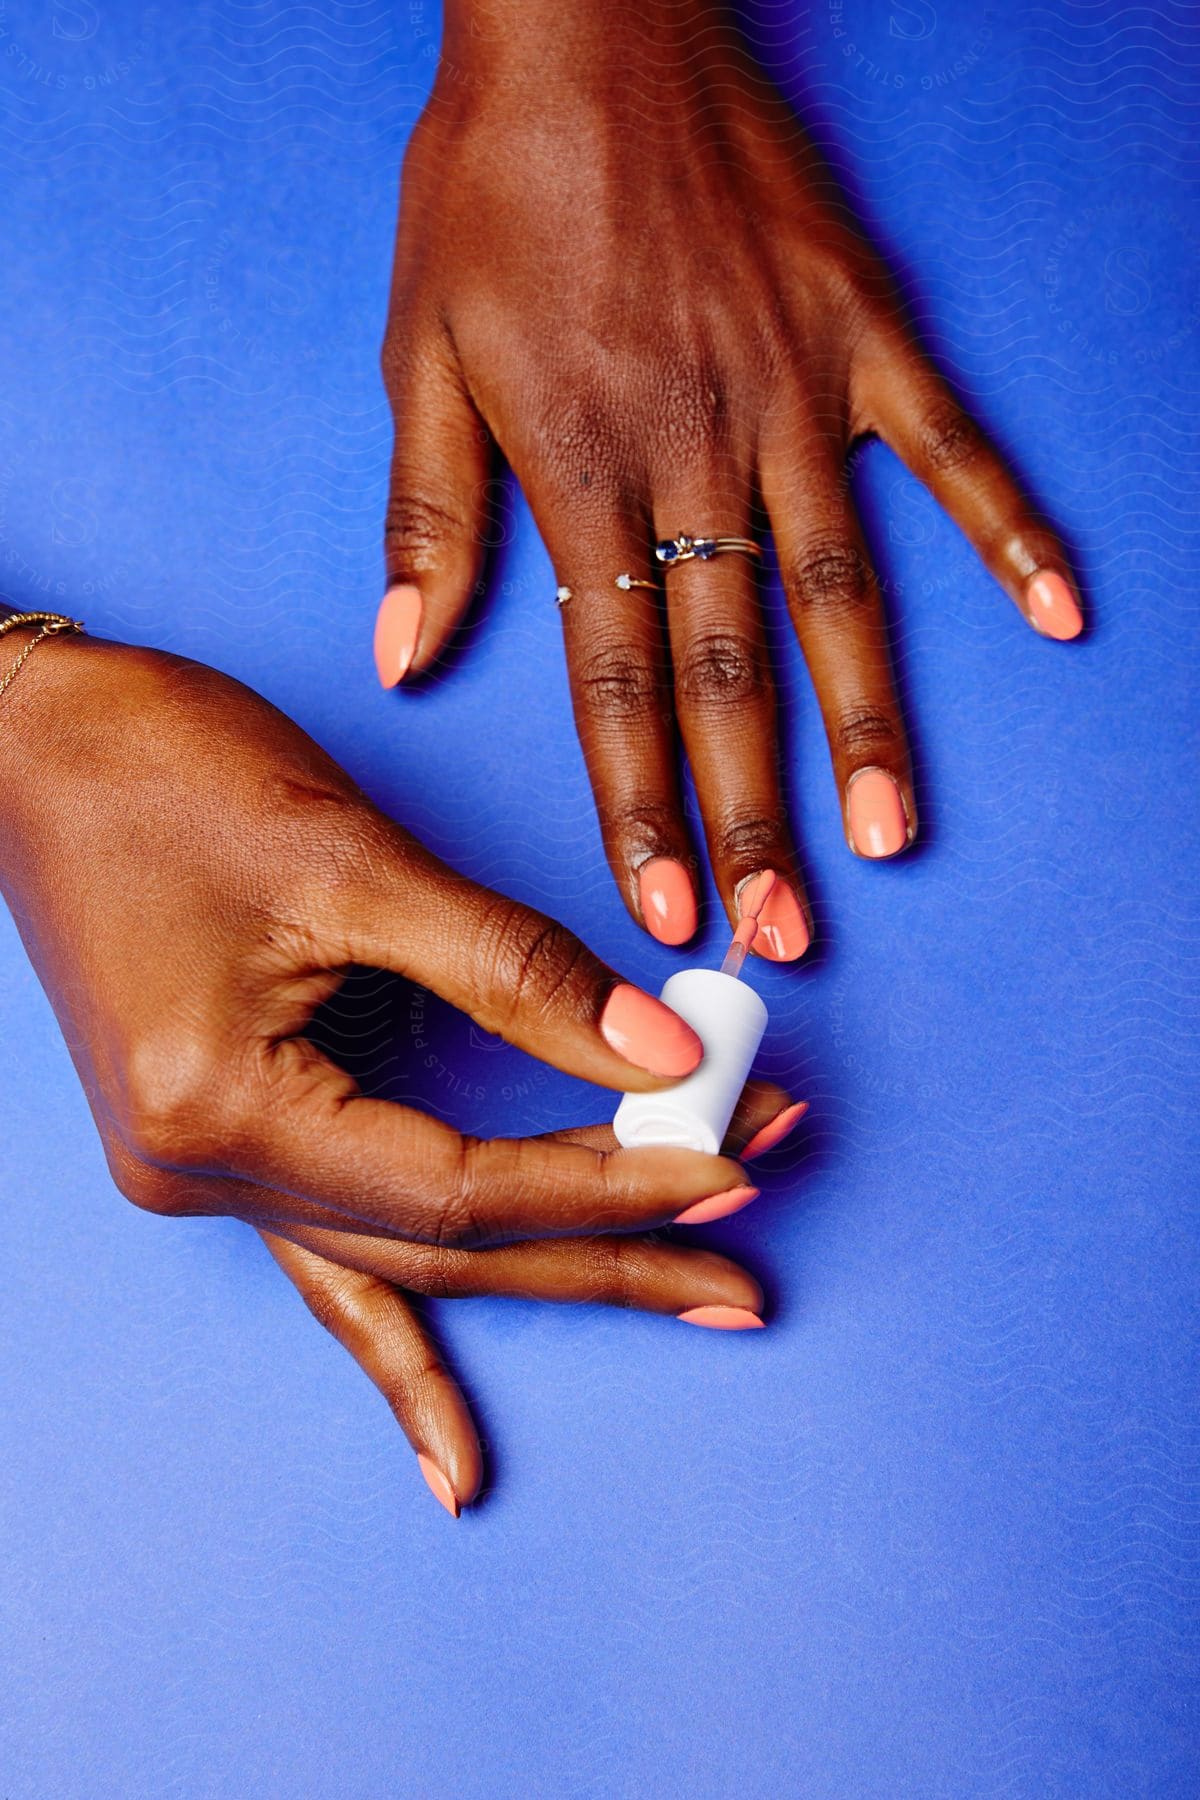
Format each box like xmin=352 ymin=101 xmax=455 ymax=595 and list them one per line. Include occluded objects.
xmin=638 ymin=857 xmax=698 ymax=947
xmin=677 ymin=1305 xmax=764 ymax=1330
xmin=738 ymin=871 xmax=810 ymax=962
xmin=742 ymin=1100 xmax=809 ymax=1161
xmin=1024 ymin=569 xmax=1083 ymax=641
xmin=374 ymin=584 xmax=423 ymax=687
xmin=673 ymin=1184 xmax=759 ymax=1225
xmin=847 ymin=768 xmax=908 ymax=858
xmin=600 ymin=983 xmax=703 ymax=1077
xmin=417 ymin=1452 xmax=460 ymax=1518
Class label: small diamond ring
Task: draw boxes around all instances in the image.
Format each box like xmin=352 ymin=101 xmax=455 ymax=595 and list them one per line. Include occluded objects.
xmin=655 ymin=534 xmax=762 ymax=567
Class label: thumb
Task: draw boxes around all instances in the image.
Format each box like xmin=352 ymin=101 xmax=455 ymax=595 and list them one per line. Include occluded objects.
xmin=376 ymin=321 xmax=494 ymax=686
xmin=319 ymin=831 xmax=705 ymax=1092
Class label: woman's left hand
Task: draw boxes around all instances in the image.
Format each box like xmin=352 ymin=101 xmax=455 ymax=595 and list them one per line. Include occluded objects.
xmin=377 ymin=0 xmax=1083 ymax=959
xmin=259 ymin=1081 xmax=799 ymax=1517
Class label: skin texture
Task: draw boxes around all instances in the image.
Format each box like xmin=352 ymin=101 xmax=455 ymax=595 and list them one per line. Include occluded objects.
xmin=379 ymin=0 xmax=1082 ymax=954
xmin=0 ymin=623 xmax=800 ymax=1510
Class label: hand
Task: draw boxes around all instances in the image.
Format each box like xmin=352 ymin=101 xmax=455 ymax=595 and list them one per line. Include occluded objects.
xmin=0 ymin=631 xmax=795 ymax=1511
xmin=261 ymin=1081 xmax=805 ymax=1517
xmin=376 ymin=0 xmax=1083 ymax=958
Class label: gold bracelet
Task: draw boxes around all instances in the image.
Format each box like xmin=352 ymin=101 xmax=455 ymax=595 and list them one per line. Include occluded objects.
xmin=0 ymin=611 xmax=86 ymax=702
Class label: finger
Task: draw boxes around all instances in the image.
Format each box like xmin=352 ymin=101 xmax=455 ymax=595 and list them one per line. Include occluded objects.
xmin=148 ymin=1076 xmax=800 ymax=1234
xmin=853 ymin=320 xmax=1084 ymax=641
xmin=722 ymin=1080 xmax=808 ymax=1160
xmin=229 ymin=1038 xmax=753 ymax=1245
xmin=654 ymin=485 xmax=811 ymax=960
xmin=320 ymin=829 xmax=705 ymax=1089
xmin=539 ymin=1076 xmax=803 ymax=1159
xmin=266 ymin=1220 xmax=766 ymax=1329
xmin=260 ymin=1228 xmax=481 ymax=1517
xmin=514 ymin=434 xmax=699 ymax=948
xmin=376 ymin=316 xmax=494 ymax=685
xmin=762 ymin=412 xmax=916 ymax=860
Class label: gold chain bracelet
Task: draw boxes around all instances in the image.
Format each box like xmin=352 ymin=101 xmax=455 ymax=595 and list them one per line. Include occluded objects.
xmin=0 ymin=611 xmax=86 ymax=702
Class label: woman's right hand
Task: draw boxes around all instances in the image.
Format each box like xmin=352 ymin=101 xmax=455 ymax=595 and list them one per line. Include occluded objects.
xmin=0 ymin=629 xmax=794 ymax=1509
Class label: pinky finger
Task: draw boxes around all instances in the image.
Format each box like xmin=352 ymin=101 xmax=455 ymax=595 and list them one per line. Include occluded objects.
xmin=259 ymin=1229 xmax=480 ymax=1518
xmin=853 ymin=323 xmax=1084 ymax=641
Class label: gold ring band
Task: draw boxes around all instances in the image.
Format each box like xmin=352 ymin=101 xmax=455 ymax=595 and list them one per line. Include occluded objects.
xmin=656 ymin=534 xmax=762 ymax=568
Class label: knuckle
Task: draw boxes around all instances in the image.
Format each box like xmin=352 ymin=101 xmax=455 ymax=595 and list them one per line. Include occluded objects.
xmin=581 ymin=1234 xmax=636 ymax=1308
xmin=595 ymin=799 xmax=679 ymax=855
xmin=403 ymin=1247 xmax=457 ymax=1300
xmin=302 ymin=1269 xmax=370 ymax=1338
xmin=105 ymin=1140 xmax=186 ymax=1217
xmin=916 ymin=400 xmax=984 ymax=476
xmin=785 ymin=538 xmax=872 ymax=617
xmin=676 ymin=630 xmax=769 ymax=710
xmin=833 ymin=708 xmax=901 ymax=760
xmin=286 ymin=816 xmax=391 ymax=923
xmin=384 ymin=487 xmax=472 ymax=573
xmin=433 ymin=1138 xmax=494 ymax=1248
xmin=714 ymin=813 xmax=788 ymax=870
xmin=121 ymin=1033 xmax=228 ymax=1171
xmin=471 ymin=897 xmax=586 ymax=1036
xmin=574 ymin=640 xmax=664 ymax=723
xmin=652 ymin=350 xmax=728 ymax=458
xmin=537 ymin=389 xmax=631 ymax=497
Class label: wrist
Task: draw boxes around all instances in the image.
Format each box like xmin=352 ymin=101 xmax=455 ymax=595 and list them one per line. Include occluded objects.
xmin=440 ymin=0 xmax=737 ymax=87
xmin=0 ymin=619 xmax=106 ymax=833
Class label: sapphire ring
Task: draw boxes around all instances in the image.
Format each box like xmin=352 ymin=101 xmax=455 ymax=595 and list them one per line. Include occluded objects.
xmin=655 ymin=533 xmax=763 ymax=568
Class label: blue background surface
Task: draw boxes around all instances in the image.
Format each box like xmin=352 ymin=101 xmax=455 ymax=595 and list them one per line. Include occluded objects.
xmin=2 ymin=2 xmax=1198 ymax=1794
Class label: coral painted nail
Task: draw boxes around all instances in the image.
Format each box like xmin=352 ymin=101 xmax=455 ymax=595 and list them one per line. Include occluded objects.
xmin=417 ymin=1453 xmax=460 ymax=1518
xmin=638 ymin=857 xmax=698 ymax=947
xmin=739 ymin=870 xmax=810 ymax=962
xmin=847 ymin=768 xmax=908 ymax=858
xmin=673 ymin=1184 xmax=759 ymax=1225
xmin=742 ymin=1100 xmax=809 ymax=1161
xmin=600 ymin=983 xmax=703 ymax=1077
xmin=1024 ymin=570 xmax=1083 ymax=641
xmin=677 ymin=1305 xmax=764 ymax=1330
xmin=374 ymin=584 xmax=423 ymax=687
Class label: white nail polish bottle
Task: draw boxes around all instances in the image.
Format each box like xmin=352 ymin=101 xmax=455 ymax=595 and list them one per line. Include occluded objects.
xmin=613 ymin=968 xmax=768 ymax=1155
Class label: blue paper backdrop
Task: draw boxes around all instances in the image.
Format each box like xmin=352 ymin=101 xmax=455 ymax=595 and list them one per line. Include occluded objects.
xmin=2 ymin=2 xmax=1197 ymax=1794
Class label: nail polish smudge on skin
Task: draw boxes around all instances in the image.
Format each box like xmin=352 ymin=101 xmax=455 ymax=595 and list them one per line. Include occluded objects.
xmin=737 ymin=869 xmax=810 ymax=961
xmin=742 ymin=1099 xmax=809 ymax=1161
xmin=1024 ymin=569 xmax=1083 ymax=641
xmin=847 ymin=768 xmax=908 ymax=859
xmin=600 ymin=982 xmax=704 ymax=1077
xmin=638 ymin=856 xmax=698 ymax=946
xmin=417 ymin=1453 xmax=460 ymax=1518
xmin=673 ymin=1184 xmax=759 ymax=1225
xmin=374 ymin=585 xmax=423 ymax=687
xmin=677 ymin=1305 xmax=764 ymax=1330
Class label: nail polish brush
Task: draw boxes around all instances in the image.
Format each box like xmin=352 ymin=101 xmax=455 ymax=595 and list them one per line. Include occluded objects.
xmin=613 ymin=873 xmax=774 ymax=1154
